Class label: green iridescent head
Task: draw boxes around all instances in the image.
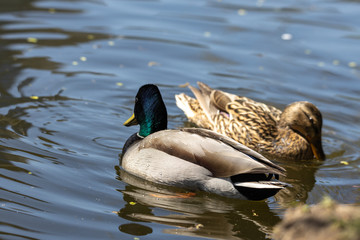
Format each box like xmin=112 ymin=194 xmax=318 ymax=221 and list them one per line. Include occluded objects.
xmin=124 ymin=84 xmax=168 ymax=137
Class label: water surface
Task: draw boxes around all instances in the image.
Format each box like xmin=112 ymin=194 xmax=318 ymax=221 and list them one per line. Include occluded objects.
xmin=1 ymin=0 xmax=360 ymax=239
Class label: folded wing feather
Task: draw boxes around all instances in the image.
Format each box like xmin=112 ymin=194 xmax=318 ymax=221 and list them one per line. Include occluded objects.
xmin=138 ymin=128 xmax=285 ymax=178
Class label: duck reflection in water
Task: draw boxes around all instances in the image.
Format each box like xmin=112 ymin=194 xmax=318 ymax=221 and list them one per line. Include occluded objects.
xmin=115 ymin=167 xmax=282 ymax=240
xmin=275 ymin=160 xmax=322 ymax=206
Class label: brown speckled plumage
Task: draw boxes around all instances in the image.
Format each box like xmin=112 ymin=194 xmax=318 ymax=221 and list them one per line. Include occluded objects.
xmin=175 ymin=82 xmax=325 ymax=160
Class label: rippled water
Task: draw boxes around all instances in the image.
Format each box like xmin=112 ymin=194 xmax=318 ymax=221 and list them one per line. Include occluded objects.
xmin=1 ymin=0 xmax=359 ymax=239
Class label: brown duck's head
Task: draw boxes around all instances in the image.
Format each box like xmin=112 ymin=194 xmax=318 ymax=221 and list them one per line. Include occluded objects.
xmin=280 ymin=101 xmax=325 ymax=160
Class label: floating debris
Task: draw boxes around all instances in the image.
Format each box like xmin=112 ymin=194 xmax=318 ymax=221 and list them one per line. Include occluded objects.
xmin=237 ymin=9 xmax=247 ymax=16
xmin=108 ymin=41 xmax=115 ymax=46
xmin=317 ymin=62 xmax=325 ymax=67
xmin=195 ymin=224 xmax=204 ymax=229
xmin=340 ymin=161 xmax=349 ymax=165
xmin=178 ymin=82 xmax=190 ymax=88
xmin=332 ymin=60 xmax=340 ymax=66
xmin=204 ymin=31 xmax=211 ymax=38
xmin=48 ymin=8 xmax=56 ymax=14
xmin=348 ymin=62 xmax=357 ymax=68
xmin=30 ymin=96 xmax=39 ymax=100
xmin=72 ymin=61 xmax=78 ymax=66
xmin=148 ymin=61 xmax=159 ymax=67
xmin=80 ymin=56 xmax=87 ymax=62
xmin=116 ymin=82 xmax=123 ymax=87
xmin=305 ymin=49 xmax=312 ymax=55
xmin=87 ymin=34 xmax=95 ymax=40
xmin=27 ymin=37 xmax=38 ymax=43
xmin=252 ymin=210 xmax=258 ymax=216
xmin=281 ymin=33 xmax=292 ymax=41
xmin=129 ymin=201 xmax=136 ymax=206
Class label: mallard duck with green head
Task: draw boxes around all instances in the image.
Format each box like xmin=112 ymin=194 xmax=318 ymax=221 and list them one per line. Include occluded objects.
xmin=121 ymin=84 xmax=286 ymax=200
xmin=175 ymin=82 xmax=325 ymax=161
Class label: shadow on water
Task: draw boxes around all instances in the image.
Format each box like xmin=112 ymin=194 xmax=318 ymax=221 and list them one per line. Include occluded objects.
xmin=275 ymin=160 xmax=322 ymax=206
xmin=115 ymin=167 xmax=282 ymax=240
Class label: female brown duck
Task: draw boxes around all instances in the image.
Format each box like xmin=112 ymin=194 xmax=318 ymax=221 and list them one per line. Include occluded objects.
xmin=175 ymin=82 xmax=325 ymax=160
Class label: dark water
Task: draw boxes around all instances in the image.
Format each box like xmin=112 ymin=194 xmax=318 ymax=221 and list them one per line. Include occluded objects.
xmin=1 ymin=0 xmax=359 ymax=239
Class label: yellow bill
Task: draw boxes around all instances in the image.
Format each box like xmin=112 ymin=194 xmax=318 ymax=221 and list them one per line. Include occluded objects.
xmin=310 ymin=136 xmax=325 ymax=160
xmin=123 ymin=113 xmax=138 ymax=126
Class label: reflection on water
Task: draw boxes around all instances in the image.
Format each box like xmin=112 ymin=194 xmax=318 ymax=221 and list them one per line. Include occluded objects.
xmin=116 ymin=167 xmax=281 ymax=240
xmin=275 ymin=160 xmax=321 ymax=206
xmin=1 ymin=0 xmax=360 ymax=239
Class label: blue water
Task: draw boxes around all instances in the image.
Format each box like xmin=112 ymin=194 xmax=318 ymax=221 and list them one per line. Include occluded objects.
xmin=0 ymin=0 xmax=359 ymax=239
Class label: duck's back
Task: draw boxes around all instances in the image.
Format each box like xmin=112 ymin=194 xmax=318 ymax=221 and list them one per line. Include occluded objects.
xmin=220 ymin=96 xmax=281 ymax=147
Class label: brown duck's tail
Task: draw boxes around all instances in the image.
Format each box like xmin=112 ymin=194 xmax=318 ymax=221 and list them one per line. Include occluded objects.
xmin=176 ymin=81 xmax=239 ymax=124
xmin=197 ymin=81 xmax=239 ymax=113
xmin=188 ymin=82 xmax=217 ymax=123
xmin=175 ymin=93 xmax=196 ymax=118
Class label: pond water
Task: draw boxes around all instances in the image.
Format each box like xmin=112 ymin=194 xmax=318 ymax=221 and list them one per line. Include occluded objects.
xmin=1 ymin=0 xmax=359 ymax=239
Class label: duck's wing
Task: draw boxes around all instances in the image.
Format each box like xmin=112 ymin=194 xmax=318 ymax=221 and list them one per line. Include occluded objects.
xmin=227 ymin=96 xmax=282 ymax=123
xmin=196 ymin=81 xmax=282 ymax=124
xmin=187 ymin=83 xmax=217 ymax=123
xmin=175 ymin=82 xmax=230 ymax=126
xmin=197 ymin=82 xmax=285 ymax=143
xmin=188 ymin=82 xmax=239 ymax=118
xmin=176 ymin=82 xmax=239 ymax=128
xmin=178 ymin=81 xmax=281 ymax=126
xmin=138 ymin=128 xmax=285 ymax=178
xmin=182 ymin=128 xmax=285 ymax=175
xmin=223 ymin=96 xmax=281 ymax=143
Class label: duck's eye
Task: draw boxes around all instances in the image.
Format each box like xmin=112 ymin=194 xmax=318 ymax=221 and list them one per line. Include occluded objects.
xmin=309 ymin=117 xmax=314 ymax=124
xmin=135 ymin=97 xmax=138 ymax=103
